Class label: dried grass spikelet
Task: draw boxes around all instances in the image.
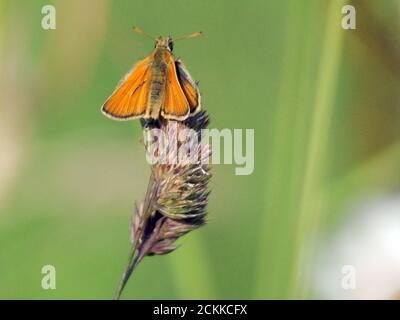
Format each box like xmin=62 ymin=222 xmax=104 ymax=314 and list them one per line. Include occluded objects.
xmin=115 ymin=111 xmax=211 ymax=299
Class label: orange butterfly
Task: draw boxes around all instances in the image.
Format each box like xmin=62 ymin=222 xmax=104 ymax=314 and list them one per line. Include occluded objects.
xmin=102 ymin=27 xmax=202 ymax=121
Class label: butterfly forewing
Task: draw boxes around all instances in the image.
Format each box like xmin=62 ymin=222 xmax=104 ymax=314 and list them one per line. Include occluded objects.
xmin=161 ymin=55 xmax=190 ymax=120
xmin=102 ymin=57 xmax=152 ymax=119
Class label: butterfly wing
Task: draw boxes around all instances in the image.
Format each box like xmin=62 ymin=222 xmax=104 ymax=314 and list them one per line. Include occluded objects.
xmin=102 ymin=57 xmax=152 ymax=120
xmin=162 ymin=54 xmax=190 ymax=120
xmin=175 ymin=59 xmax=201 ymax=115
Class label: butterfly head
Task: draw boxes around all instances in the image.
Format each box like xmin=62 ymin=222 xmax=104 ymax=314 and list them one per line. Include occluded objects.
xmin=155 ymin=37 xmax=174 ymax=51
xmin=133 ymin=27 xmax=201 ymax=52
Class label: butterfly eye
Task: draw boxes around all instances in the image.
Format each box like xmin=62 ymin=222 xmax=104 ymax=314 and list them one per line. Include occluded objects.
xmin=168 ymin=41 xmax=174 ymax=51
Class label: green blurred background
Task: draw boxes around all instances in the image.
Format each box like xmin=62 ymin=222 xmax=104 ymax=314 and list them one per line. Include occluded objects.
xmin=0 ymin=0 xmax=399 ymax=299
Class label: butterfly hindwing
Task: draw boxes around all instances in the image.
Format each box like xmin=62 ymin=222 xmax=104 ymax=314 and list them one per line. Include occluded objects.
xmin=175 ymin=59 xmax=201 ymax=115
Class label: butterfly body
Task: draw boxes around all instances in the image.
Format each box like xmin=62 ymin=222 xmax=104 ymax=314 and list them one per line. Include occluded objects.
xmin=102 ymin=34 xmax=201 ymax=121
xmin=147 ymin=47 xmax=169 ymax=119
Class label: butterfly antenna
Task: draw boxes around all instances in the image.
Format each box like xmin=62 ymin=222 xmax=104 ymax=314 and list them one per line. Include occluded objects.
xmin=173 ymin=31 xmax=202 ymax=42
xmin=133 ymin=26 xmax=156 ymax=40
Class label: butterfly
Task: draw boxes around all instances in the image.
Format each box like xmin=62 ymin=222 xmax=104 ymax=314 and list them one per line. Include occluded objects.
xmin=102 ymin=27 xmax=202 ymax=121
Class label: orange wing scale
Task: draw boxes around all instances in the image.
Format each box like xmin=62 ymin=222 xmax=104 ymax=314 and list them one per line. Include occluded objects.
xmin=162 ymin=55 xmax=190 ymax=120
xmin=102 ymin=57 xmax=152 ymax=119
